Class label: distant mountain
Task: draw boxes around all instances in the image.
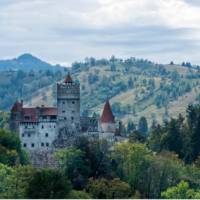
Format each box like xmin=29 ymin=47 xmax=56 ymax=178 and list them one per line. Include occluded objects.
xmin=0 ymin=53 xmax=66 ymax=72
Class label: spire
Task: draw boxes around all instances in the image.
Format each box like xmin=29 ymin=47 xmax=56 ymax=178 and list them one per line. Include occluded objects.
xmin=100 ymin=100 xmax=115 ymax=123
xmin=64 ymin=72 xmax=73 ymax=83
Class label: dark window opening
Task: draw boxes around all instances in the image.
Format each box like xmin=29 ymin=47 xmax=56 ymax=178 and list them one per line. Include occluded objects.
xmin=72 ymin=101 xmax=75 ymax=104
xmin=64 ymin=117 xmax=67 ymax=120
xmin=28 ymin=133 xmax=31 ymax=137
xmin=31 ymin=143 xmax=34 ymax=148
xmin=45 ymin=133 xmax=48 ymax=137
xmin=24 ymin=116 xmax=30 ymax=120
xmin=62 ymin=110 xmax=65 ymax=113
xmin=41 ymin=125 xmax=44 ymax=129
xmin=22 ymin=133 xmax=24 ymax=137
xmin=41 ymin=143 xmax=44 ymax=147
xmin=46 ymin=143 xmax=49 ymax=147
xmin=71 ymin=117 xmax=74 ymax=120
xmin=63 ymin=101 xmax=65 ymax=104
xmin=23 ymin=143 xmax=27 ymax=147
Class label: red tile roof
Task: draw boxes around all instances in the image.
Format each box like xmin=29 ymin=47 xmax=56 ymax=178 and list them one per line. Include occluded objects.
xmin=40 ymin=107 xmax=57 ymax=116
xmin=22 ymin=108 xmax=38 ymax=122
xmin=100 ymin=100 xmax=115 ymax=123
xmin=11 ymin=101 xmax=23 ymax=112
xmin=21 ymin=107 xmax=57 ymax=123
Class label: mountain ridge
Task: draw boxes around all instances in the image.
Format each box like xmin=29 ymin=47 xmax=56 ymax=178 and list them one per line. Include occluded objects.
xmin=0 ymin=53 xmax=66 ymax=72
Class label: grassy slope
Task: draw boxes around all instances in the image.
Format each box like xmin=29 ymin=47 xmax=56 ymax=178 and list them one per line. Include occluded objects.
xmin=24 ymin=64 xmax=200 ymax=126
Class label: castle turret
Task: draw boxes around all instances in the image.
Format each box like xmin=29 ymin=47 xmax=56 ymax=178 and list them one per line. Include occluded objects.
xmin=9 ymin=100 xmax=23 ymax=133
xmin=57 ymin=73 xmax=80 ymax=135
xmin=100 ymin=100 xmax=116 ymax=133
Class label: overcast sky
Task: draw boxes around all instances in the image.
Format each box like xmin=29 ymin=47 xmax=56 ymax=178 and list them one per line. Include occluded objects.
xmin=0 ymin=0 xmax=200 ymax=65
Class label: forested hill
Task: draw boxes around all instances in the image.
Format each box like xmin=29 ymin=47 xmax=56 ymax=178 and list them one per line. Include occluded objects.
xmin=0 ymin=53 xmax=65 ymax=72
xmin=0 ymin=55 xmax=200 ymax=126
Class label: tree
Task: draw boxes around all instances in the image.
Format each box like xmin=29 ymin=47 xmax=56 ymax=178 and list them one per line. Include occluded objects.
xmin=161 ymin=181 xmax=195 ymax=199
xmin=138 ymin=117 xmax=148 ymax=136
xmin=87 ymin=178 xmax=131 ymax=199
xmin=0 ymin=164 xmax=34 ymax=199
xmin=186 ymin=104 xmax=200 ymax=162
xmin=0 ymin=129 xmax=29 ymax=166
xmin=127 ymin=121 xmax=136 ymax=133
xmin=75 ymin=138 xmax=112 ymax=179
xmin=55 ymin=147 xmax=90 ymax=189
xmin=129 ymin=130 xmax=146 ymax=143
xmin=26 ymin=169 xmax=71 ymax=199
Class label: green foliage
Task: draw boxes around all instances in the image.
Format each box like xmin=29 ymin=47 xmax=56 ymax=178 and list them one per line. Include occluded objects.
xmin=75 ymin=137 xmax=113 ymax=179
xmin=87 ymin=178 xmax=131 ymax=199
xmin=26 ymin=168 xmax=71 ymax=199
xmin=0 ymin=129 xmax=29 ymax=166
xmin=138 ymin=116 xmax=148 ymax=135
xmin=55 ymin=147 xmax=90 ymax=189
xmin=0 ymin=164 xmax=34 ymax=198
xmin=148 ymin=105 xmax=200 ymax=164
xmin=68 ymin=190 xmax=91 ymax=199
xmin=161 ymin=181 xmax=196 ymax=199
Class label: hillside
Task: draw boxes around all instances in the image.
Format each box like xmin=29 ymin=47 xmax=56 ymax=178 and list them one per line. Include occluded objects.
xmin=23 ymin=57 xmax=200 ymax=126
xmin=0 ymin=54 xmax=65 ymax=72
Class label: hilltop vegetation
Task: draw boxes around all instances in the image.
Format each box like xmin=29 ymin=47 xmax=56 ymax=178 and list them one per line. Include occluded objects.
xmin=0 ymin=55 xmax=200 ymax=127
xmin=26 ymin=56 xmax=200 ymax=126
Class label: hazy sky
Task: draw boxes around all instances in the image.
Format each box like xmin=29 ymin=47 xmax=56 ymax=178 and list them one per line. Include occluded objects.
xmin=1 ymin=0 xmax=200 ymax=65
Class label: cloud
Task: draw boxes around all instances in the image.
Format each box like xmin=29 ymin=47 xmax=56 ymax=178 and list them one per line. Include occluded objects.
xmin=0 ymin=0 xmax=200 ymax=64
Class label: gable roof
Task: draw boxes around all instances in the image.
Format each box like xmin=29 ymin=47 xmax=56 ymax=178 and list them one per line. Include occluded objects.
xmin=100 ymin=100 xmax=115 ymax=123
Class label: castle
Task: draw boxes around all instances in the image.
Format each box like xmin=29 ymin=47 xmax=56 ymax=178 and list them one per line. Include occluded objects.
xmin=10 ymin=73 xmax=121 ymax=167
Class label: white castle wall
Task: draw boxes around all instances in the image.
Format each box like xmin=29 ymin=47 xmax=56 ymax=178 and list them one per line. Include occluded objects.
xmin=20 ymin=120 xmax=57 ymax=151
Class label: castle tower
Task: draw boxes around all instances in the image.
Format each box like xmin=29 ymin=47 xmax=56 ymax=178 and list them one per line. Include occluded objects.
xmin=57 ymin=73 xmax=80 ymax=136
xmin=100 ymin=100 xmax=116 ymax=133
xmin=9 ymin=100 xmax=23 ymax=133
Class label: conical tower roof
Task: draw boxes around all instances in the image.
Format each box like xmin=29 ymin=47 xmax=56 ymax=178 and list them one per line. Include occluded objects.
xmin=101 ymin=100 xmax=115 ymax=123
xmin=64 ymin=72 xmax=73 ymax=83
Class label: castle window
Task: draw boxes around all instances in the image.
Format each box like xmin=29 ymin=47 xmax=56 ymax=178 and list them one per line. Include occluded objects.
xmin=25 ymin=126 xmax=27 ymax=129
xmin=41 ymin=125 xmax=44 ymax=129
xmin=41 ymin=142 xmax=44 ymax=147
xmin=63 ymin=101 xmax=65 ymax=104
xmin=46 ymin=143 xmax=49 ymax=147
xmin=23 ymin=143 xmax=27 ymax=147
xmin=64 ymin=117 xmax=67 ymax=120
xmin=62 ymin=110 xmax=65 ymax=113
xmin=45 ymin=133 xmax=48 ymax=137
xmin=22 ymin=133 xmax=24 ymax=137
xmin=72 ymin=110 xmax=75 ymax=113
xmin=28 ymin=133 xmax=31 ymax=137
xmin=71 ymin=117 xmax=74 ymax=120
xmin=31 ymin=143 xmax=34 ymax=148
xmin=72 ymin=101 xmax=75 ymax=104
